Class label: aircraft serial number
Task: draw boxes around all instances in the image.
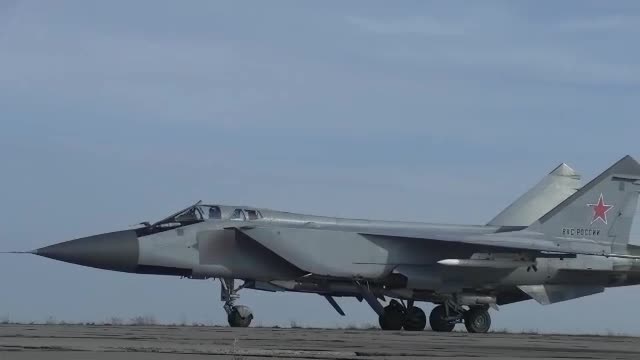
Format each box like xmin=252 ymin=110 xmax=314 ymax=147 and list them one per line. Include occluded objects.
xmin=562 ymin=228 xmax=601 ymax=236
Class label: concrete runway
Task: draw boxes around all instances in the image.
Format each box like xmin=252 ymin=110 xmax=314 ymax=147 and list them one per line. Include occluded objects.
xmin=1 ymin=324 xmax=639 ymax=360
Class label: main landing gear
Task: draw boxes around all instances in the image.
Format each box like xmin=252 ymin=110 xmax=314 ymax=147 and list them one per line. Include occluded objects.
xmin=377 ymin=299 xmax=491 ymax=333
xmin=378 ymin=299 xmax=427 ymax=331
xmin=220 ymin=278 xmax=253 ymax=327
xmin=429 ymin=301 xmax=491 ymax=333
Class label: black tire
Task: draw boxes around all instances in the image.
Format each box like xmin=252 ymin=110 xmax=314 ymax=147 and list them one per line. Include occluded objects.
xmin=464 ymin=308 xmax=491 ymax=333
xmin=378 ymin=302 xmax=406 ymax=330
xmin=228 ymin=305 xmax=253 ymax=328
xmin=403 ymin=306 xmax=426 ymax=331
xmin=429 ymin=305 xmax=455 ymax=332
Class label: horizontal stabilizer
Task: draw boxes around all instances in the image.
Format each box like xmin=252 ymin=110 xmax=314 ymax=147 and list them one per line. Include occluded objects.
xmin=518 ymin=285 xmax=604 ymax=305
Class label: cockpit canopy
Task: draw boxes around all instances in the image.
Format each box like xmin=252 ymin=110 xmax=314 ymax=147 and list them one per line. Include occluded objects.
xmin=230 ymin=208 xmax=262 ymax=221
xmin=158 ymin=201 xmax=263 ymax=224
xmin=172 ymin=204 xmax=222 ymax=222
xmin=136 ymin=201 xmax=264 ymax=236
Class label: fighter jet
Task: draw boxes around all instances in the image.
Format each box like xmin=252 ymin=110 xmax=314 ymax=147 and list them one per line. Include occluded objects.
xmin=9 ymin=156 xmax=640 ymax=333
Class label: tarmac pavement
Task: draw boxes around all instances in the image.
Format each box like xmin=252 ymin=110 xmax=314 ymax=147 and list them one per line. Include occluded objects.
xmin=1 ymin=324 xmax=638 ymax=359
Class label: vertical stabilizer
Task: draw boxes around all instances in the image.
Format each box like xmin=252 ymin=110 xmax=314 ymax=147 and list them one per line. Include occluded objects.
xmin=488 ymin=163 xmax=581 ymax=227
xmin=528 ymin=156 xmax=640 ymax=253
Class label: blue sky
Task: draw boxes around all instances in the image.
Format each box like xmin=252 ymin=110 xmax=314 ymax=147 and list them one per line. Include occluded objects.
xmin=1 ymin=1 xmax=640 ymax=334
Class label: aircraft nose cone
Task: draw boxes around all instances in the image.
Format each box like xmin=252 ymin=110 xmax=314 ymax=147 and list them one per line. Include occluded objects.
xmin=35 ymin=230 xmax=139 ymax=273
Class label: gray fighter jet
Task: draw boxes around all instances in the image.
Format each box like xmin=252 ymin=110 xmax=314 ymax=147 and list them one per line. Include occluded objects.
xmin=11 ymin=156 xmax=640 ymax=333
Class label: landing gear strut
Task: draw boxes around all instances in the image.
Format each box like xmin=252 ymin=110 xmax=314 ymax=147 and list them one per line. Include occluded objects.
xmin=378 ymin=300 xmax=427 ymax=331
xmin=429 ymin=301 xmax=491 ymax=333
xmin=220 ymin=278 xmax=253 ymax=328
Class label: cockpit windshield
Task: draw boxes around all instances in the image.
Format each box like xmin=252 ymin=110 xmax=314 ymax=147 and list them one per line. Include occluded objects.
xmin=135 ymin=201 xmax=262 ymax=236
xmin=153 ymin=201 xmax=224 ymax=227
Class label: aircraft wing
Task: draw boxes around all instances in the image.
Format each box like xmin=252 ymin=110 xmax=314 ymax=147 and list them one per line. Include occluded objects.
xmin=356 ymin=227 xmax=621 ymax=257
xmin=232 ymin=222 xmax=614 ymax=258
xmin=227 ymin=225 xmax=634 ymax=280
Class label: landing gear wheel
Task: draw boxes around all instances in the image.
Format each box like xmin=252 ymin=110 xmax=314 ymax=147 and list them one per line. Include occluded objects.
xmin=464 ymin=308 xmax=491 ymax=333
xmin=220 ymin=279 xmax=253 ymax=328
xmin=227 ymin=305 xmax=253 ymax=328
xmin=429 ymin=305 xmax=455 ymax=332
xmin=378 ymin=300 xmax=406 ymax=330
xmin=403 ymin=306 xmax=426 ymax=331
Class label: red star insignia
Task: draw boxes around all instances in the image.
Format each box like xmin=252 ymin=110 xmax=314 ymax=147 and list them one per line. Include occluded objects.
xmin=587 ymin=193 xmax=614 ymax=225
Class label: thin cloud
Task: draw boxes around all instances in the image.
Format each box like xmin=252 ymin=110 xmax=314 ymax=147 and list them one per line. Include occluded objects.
xmin=345 ymin=15 xmax=464 ymax=36
xmin=446 ymin=48 xmax=640 ymax=86
xmin=557 ymin=15 xmax=640 ymax=32
xmin=0 ymin=0 xmax=20 ymax=40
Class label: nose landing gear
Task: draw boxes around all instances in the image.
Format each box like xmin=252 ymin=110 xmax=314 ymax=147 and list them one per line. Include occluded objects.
xmin=227 ymin=305 xmax=253 ymax=328
xmin=220 ymin=278 xmax=253 ymax=327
